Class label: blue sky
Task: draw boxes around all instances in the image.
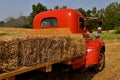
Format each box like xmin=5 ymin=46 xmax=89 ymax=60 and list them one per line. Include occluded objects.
xmin=0 ymin=0 xmax=120 ymax=21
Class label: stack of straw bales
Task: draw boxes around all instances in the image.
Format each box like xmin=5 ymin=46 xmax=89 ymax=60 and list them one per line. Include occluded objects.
xmin=0 ymin=28 xmax=85 ymax=73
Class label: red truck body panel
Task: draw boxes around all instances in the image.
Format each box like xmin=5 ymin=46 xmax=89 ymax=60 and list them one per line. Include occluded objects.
xmin=33 ymin=9 xmax=105 ymax=69
xmin=86 ymin=40 xmax=105 ymax=65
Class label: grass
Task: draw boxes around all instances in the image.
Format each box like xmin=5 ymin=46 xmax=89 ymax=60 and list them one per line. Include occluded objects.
xmin=0 ymin=32 xmax=7 ymax=35
xmin=101 ymin=30 xmax=120 ymax=41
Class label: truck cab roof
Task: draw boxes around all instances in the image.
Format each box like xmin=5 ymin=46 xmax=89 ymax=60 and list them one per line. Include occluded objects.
xmin=33 ymin=9 xmax=86 ymax=33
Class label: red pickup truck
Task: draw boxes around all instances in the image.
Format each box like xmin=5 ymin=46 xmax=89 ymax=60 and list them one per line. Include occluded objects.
xmin=0 ymin=9 xmax=105 ymax=80
xmin=33 ymin=8 xmax=105 ymax=72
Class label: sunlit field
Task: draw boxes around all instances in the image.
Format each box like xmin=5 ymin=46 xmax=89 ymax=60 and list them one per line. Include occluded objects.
xmin=101 ymin=30 xmax=120 ymax=41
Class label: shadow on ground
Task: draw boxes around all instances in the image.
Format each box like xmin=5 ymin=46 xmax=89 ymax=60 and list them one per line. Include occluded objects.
xmin=16 ymin=64 xmax=97 ymax=80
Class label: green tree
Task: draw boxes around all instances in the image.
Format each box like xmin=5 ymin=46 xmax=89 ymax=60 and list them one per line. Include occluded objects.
xmin=86 ymin=10 xmax=92 ymax=17
xmin=4 ymin=16 xmax=28 ymax=28
xmin=86 ymin=19 xmax=98 ymax=31
xmin=91 ymin=7 xmax=97 ymax=16
xmin=4 ymin=17 xmax=16 ymax=27
xmin=60 ymin=5 xmax=67 ymax=9
xmin=54 ymin=6 xmax=59 ymax=9
xmin=0 ymin=21 xmax=5 ymax=27
xmin=77 ymin=8 xmax=87 ymax=17
xmin=28 ymin=3 xmax=48 ymax=28
xmin=98 ymin=2 xmax=120 ymax=30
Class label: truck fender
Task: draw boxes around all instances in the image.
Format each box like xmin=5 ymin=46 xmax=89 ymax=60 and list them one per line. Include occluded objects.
xmin=86 ymin=40 xmax=105 ymax=66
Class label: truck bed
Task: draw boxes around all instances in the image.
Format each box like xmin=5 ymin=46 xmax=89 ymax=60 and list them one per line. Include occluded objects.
xmin=0 ymin=56 xmax=78 ymax=80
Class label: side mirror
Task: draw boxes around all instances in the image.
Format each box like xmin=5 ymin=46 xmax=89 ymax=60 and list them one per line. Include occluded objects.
xmin=95 ymin=18 xmax=103 ymax=38
xmin=98 ymin=18 xmax=103 ymax=33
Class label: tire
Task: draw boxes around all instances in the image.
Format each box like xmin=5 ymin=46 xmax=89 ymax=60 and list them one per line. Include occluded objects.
xmin=94 ymin=49 xmax=105 ymax=73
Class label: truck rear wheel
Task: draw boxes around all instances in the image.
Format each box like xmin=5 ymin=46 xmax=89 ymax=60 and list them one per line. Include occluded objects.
xmin=94 ymin=49 xmax=105 ymax=73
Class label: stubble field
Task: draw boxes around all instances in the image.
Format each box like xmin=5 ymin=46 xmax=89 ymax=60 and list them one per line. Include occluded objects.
xmin=92 ymin=41 xmax=120 ymax=80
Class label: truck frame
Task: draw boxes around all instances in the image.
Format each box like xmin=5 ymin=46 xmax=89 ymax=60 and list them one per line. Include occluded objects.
xmin=0 ymin=9 xmax=105 ymax=80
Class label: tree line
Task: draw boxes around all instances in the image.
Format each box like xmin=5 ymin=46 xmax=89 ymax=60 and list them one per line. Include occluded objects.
xmin=0 ymin=2 xmax=120 ymax=30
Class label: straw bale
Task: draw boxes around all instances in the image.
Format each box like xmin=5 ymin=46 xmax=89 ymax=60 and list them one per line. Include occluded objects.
xmin=20 ymin=34 xmax=85 ymax=66
xmin=0 ymin=28 xmax=85 ymax=73
xmin=0 ymin=28 xmax=27 ymax=73
xmin=0 ymin=39 xmax=19 ymax=73
xmin=27 ymin=28 xmax=71 ymax=35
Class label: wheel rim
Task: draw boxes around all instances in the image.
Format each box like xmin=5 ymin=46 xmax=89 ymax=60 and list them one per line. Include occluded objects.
xmin=97 ymin=52 xmax=105 ymax=70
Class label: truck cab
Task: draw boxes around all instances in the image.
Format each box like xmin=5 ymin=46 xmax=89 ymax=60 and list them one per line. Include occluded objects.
xmin=33 ymin=9 xmax=105 ymax=72
xmin=33 ymin=9 xmax=86 ymax=33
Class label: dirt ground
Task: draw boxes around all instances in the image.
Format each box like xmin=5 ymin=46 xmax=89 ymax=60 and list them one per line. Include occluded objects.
xmin=16 ymin=41 xmax=120 ymax=80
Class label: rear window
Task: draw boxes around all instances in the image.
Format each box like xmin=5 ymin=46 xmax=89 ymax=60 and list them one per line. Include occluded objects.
xmin=41 ymin=18 xmax=58 ymax=27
